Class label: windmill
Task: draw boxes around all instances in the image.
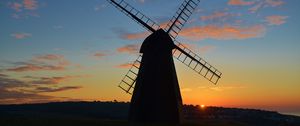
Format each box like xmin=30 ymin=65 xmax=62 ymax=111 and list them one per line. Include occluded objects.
xmin=107 ymin=0 xmax=222 ymax=123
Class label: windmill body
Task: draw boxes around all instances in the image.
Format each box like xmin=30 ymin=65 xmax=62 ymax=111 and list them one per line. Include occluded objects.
xmin=129 ymin=29 xmax=183 ymax=122
xmin=107 ymin=0 xmax=222 ymax=124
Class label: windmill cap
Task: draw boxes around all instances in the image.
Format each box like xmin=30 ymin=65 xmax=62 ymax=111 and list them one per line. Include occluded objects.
xmin=140 ymin=29 xmax=175 ymax=53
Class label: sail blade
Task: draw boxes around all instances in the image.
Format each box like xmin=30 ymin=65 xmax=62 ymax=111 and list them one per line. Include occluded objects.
xmin=166 ymin=0 xmax=201 ymax=40
xmin=107 ymin=0 xmax=159 ymax=32
xmin=173 ymin=41 xmax=222 ymax=84
xmin=118 ymin=54 xmax=142 ymax=94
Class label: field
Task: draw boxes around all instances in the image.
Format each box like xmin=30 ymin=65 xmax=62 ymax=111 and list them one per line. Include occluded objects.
xmin=1 ymin=102 xmax=299 ymax=126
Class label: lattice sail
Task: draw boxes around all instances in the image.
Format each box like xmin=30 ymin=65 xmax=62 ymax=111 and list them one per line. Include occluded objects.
xmin=173 ymin=41 xmax=222 ymax=84
xmin=107 ymin=0 xmax=160 ymax=32
xmin=165 ymin=0 xmax=201 ymax=39
xmin=118 ymin=54 xmax=142 ymax=94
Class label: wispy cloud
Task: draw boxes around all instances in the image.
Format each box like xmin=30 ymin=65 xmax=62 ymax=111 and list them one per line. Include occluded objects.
xmin=7 ymin=63 xmax=65 ymax=72
xmin=94 ymin=4 xmax=106 ymax=11
xmin=8 ymin=0 xmax=40 ymax=19
xmin=201 ymin=12 xmax=229 ymax=21
xmin=199 ymin=45 xmax=216 ymax=54
xmin=198 ymin=85 xmax=247 ymax=92
xmin=11 ymin=32 xmax=32 ymax=39
xmin=34 ymin=86 xmax=82 ymax=92
xmin=34 ymin=54 xmax=64 ymax=61
xmin=10 ymin=2 xmax=23 ymax=12
xmin=117 ymin=44 xmax=140 ymax=54
xmin=28 ymin=76 xmax=79 ymax=85
xmin=179 ymin=24 xmax=266 ymax=41
xmin=116 ymin=63 xmax=134 ymax=69
xmin=93 ymin=52 xmax=107 ymax=59
xmin=0 ymin=74 xmax=83 ymax=104
xmin=121 ymin=32 xmax=148 ymax=40
xmin=135 ymin=0 xmax=145 ymax=4
xmin=23 ymin=0 xmax=38 ymax=10
xmin=228 ymin=0 xmax=255 ymax=6
xmin=181 ymin=88 xmax=192 ymax=92
xmin=6 ymin=54 xmax=71 ymax=72
xmin=266 ymin=0 xmax=284 ymax=7
xmin=265 ymin=15 xmax=288 ymax=25
xmin=249 ymin=0 xmax=284 ymax=13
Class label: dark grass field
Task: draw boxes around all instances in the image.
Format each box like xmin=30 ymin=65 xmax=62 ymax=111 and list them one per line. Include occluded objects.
xmin=1 ymin=101 xmax=299 ymax=126
xmin=0 ymin=117 xmax=251 ymax=126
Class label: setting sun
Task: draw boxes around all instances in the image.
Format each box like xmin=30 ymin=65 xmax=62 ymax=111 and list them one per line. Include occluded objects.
xmin=200 ymin=104 xmax=205 ymax=108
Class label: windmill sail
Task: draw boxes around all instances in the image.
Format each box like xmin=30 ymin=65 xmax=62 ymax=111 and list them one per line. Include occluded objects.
xmin=107 ymin=0 xmax=160 ymax=32
xmin=173 ymin=41 xmax=221 ymax=84
xmin=166 ymin=0 xmax=201 ymax=39
xmin=118 ymin=54 xmax=142 ymax=94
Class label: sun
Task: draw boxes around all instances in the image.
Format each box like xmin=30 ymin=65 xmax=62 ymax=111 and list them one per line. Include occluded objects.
xmin=200 ymin=104 xmax=205 ymax=108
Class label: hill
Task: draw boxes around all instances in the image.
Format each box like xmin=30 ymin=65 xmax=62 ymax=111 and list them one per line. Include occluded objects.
xmin=0 ymin=101 xmax=299 ymax=126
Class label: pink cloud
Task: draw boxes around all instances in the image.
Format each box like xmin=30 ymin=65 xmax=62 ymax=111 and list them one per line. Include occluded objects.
xmin=266 ymin=0 xmax=284 ymax=7
xmin=265 ymin=15 xmax=288 ymax=25
xmin=116 ymin=63 xmax=134 ymax=69
xmin=249 ymin=0 xmax=284 ymax=13
xmin=35 ymin=54 xmax=64 ymax=61
xmin=121 ymin=32 xmax=148 ymax=40
xmin=179 ymin=24 xmax=266 ymax=41
xmin=23 ymin=0 xmax=38 ymax=10
xmin=117 ymin=44 xmax=140 ymax=54
xmin=93 ymin=53 xmax=106 ymax=58
xmin=228 ymin=0 xmax=255 ymax=6
xmin=11 ymin=2 xmax=23 ymax=12
xmin=11 ymin=33 xmax=32 ymax=39
xmin=201 ymin=12 xmax=228 ymax=21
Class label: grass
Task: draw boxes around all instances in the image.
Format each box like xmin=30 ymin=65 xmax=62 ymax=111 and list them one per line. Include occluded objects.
xmin=0 ymin=117 xmax=249 ymax=126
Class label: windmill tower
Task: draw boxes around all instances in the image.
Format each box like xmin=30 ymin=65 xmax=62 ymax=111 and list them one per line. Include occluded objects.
xmin=107 ymin=0 xmax=222 ymax=123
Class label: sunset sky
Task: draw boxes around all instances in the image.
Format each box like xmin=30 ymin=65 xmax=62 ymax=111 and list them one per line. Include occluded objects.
xmin=0 ymin=0 xmax=299 ymax=116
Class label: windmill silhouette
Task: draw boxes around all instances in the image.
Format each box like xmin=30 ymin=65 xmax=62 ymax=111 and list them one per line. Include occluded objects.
xmin=107 ymin=0 xmax=222 ymax=123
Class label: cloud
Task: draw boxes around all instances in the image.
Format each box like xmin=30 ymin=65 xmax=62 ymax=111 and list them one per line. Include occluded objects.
xmin=0 ymin=74 xmax=83 ymax=104
xmin=11 ymin=2 xmax=23 ymax=12
xmin=201 ymin=12 xmax=228 ymax=21
xmin=249 ymin=0 xmax=284 ymax=13
xmin=34 ymin=86 xmax=82 ymax=92
xmin=93 ymin=52 xmax=106 ymax=58
xmin=23 ymin=0 xmax=38 ymax=10
xmin=6 ymin=54 xmax=71 ymax=72
xmin=0 ymin=73 xmax=8 ymax=77
xmin=266 ymin=0 xmax=284 ymax=7
xmin=117 ymin=44 xmax=140 ymax=54
xmin=198 ymin=85 xmax=246 ymax=92
xmin=179 ymin=24 xmax=266 ymax=41
xmin=265 ymin=15 xmax=288 ymax=25
xmin=181 ymin=88 xmax=192 ymax=92
xmin=7 ymin=63 xmax=65 ymax=72
xmin=136 ymin=0 xmax=145 ymax=4
xmin=116 ymin=63 xmax=134 ymax=69
xmin=0 ymin=76 xmax=29 ymax=88
xmin=199 ymin=45 xmax=216 ymax=54
xmin=228 ymin=0 xmax=255 ymax=6
xmin=29 ymin=76 xmax=77 ymax=85
xmin=8 ymin=0 xmax=40 ymax=19
xmin=11 ymin=32 xmax=32 ymax=39
xmin=0 ymin=88 xmax=53 ymax=103
xmin=249 ymin=2 xmax=263 ymax=13
xmin=121 ymin=32 xmax=148 ymax=40
xmin=94 ymin=4 xmax=106 ymax=11
xmin=35 ymin=54 xmax=64 ymax=61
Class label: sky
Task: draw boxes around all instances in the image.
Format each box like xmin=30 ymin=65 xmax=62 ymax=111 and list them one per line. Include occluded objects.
xmin=0 ymin=0 xmax=300 ymax=116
